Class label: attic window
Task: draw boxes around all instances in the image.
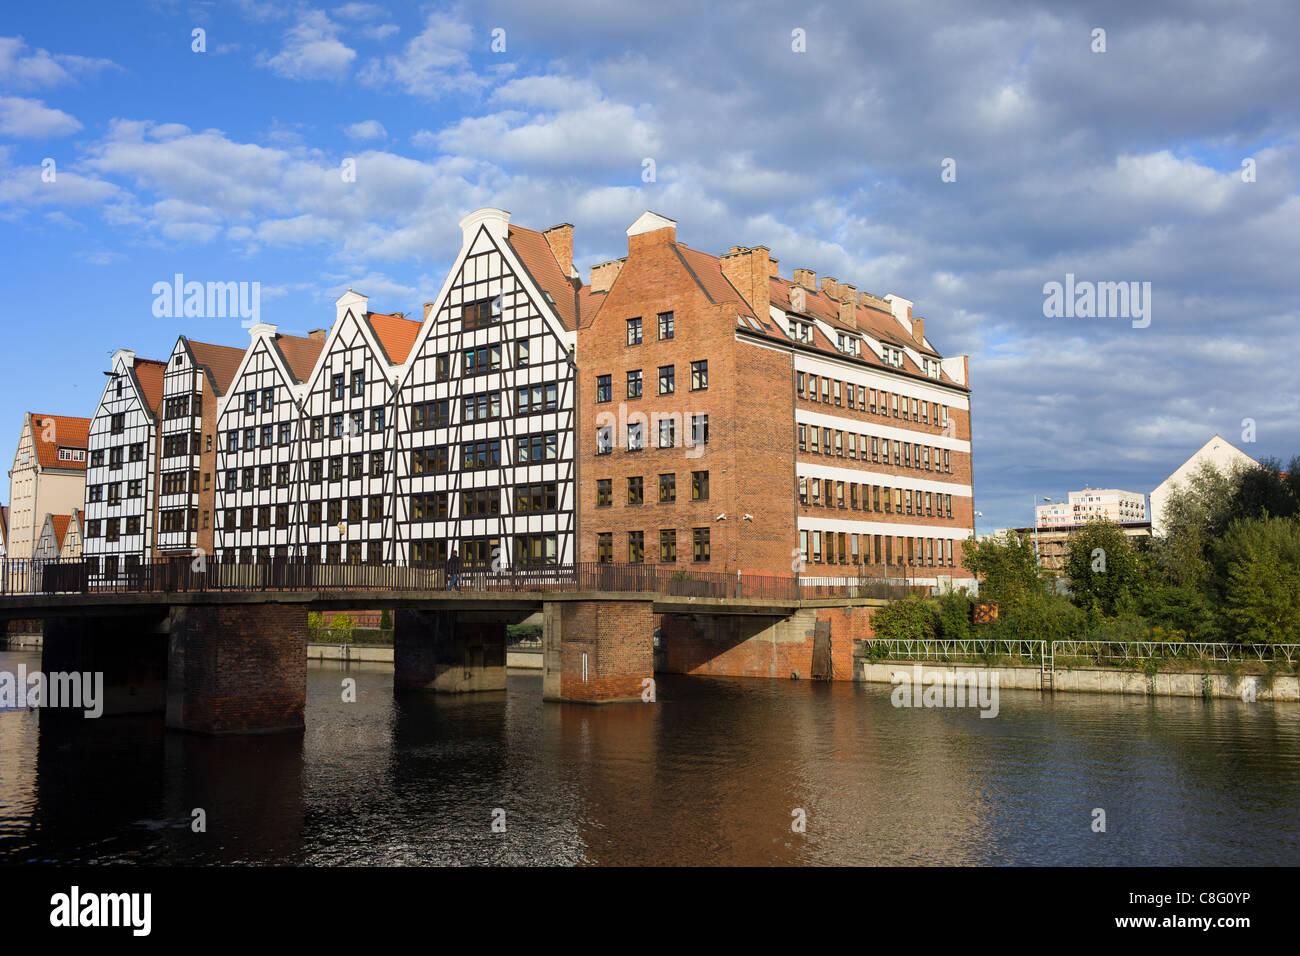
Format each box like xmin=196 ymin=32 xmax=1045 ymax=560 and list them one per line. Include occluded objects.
xmin=836 ymin=334 xmax=860 ymax=356
xmin=788 ymin=320 xmax=813 ymax=343
xmin=542 ymin=291 xmax=555 ymax=305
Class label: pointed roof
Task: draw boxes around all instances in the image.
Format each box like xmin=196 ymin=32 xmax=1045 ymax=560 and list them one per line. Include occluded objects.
xmin=271 ymin=333 xmax=326 ymax=384
xmin=366 ymin=312 xmax=422 ymax=364
xmin=0 ymin=505 xmax=9 ymax=548
xmin=627 ymin=210 xmax=676 ymax=236
xmin=187 ymin=339 xmax=247 ymax=395
xmin=673 ymin=244 xmax=756 ymax=317
xmin=27 ymin=413 xmax=91 ymax=471
xmin=132 ymin=357 xmax=167 ymax=413
xmin=47 ymin=513 xmax=71 ymax=551
xmin=506 ymin=225 xmax=578 ymax=330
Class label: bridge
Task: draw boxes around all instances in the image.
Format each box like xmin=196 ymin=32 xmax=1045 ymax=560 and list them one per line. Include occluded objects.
xmin=1 ymin=560 xmax=906 ymax=735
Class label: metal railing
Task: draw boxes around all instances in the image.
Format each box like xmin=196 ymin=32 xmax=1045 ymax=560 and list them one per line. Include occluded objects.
xmin=861 ymin=638 xmax=1300 ymax=668
xmin=864 ymin=638 xmax=1049 ymax=663
xmin=0 ymin=557 xmax=911 ymax=602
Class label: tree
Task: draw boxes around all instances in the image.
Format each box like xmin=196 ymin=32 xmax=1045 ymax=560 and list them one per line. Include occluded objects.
xmin=1064 ymin=519 xmax=1141 ymax=616
xmin=1225 ymin=457 xmax=1297 ymax=528
xmin=1215 ymin=516 xmax=1300 ymax=645
xmin=962 ymin=531 xmax=1041 ymax=609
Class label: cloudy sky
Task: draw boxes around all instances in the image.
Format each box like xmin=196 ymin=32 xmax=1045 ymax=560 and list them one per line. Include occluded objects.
xmin=2 ymin=0 xmax=1297 ymax=531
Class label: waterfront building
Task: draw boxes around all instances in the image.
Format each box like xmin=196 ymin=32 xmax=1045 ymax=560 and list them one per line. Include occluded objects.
xmin=393 ymin=209 xmax=580 ymax=567
xmin=1037 ymin=488 xmax=1146 ymax=528
xmin=1150 ymin=434 xmax=1257 ymax=535
xmin=212 ymin=327 xmax=325 ymax=562
xmin=576 ymin=211 xmax=974 ymax=587
xmin=0 ymin=505 xmax=7 ymax=560
xmin=82 ymin=351 xmax=166 ymax=578
xmin=7 ymin=412 xmax=90 ymax=564
xmin=34 ymin=511 xmax=81 ymax=561
xmin=155 ymin=336 xmax=248 ymax=559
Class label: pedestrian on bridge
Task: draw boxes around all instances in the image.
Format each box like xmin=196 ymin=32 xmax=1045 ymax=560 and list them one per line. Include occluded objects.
xmin=446 ymin=551 xmax=462 ymax=592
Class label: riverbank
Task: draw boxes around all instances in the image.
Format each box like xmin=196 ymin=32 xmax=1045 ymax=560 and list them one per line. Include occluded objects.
xmin=305 ymin=642 xmax=543 ymax=669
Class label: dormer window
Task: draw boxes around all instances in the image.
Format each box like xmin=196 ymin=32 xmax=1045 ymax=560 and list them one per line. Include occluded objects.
xmin=788 ymin=320 xmax=813 ymax=343
xmin=836 ymin=334 xmax=860 ymax=355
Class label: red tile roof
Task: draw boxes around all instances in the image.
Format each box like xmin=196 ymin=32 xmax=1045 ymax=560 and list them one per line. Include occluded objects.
xmin=133 ymin=358 xmax=167 ymax=414
xmin=507 ymin=225 xmax=578 ymax=330
xmin=366 ymin=312 xmax=421 ymax=364
xmin=272 ymin=333 xmax=326 ymax=384
xmin=28 ymin=413 xmax=91 ymax=471
xmin=188 ymin=339 xmax=247 ymax=396
xmin=674 ymin=244 xmax=757 ymax=317
xmin=48 ymin=513 xmax=71 ymax=551
xmin=577 ymin=286 xmax=606 ymax=327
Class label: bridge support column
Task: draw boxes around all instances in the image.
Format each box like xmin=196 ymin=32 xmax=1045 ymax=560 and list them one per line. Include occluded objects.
xmin=542 ymin=599 xmax=654 ymax=703
xmin=166 ymin=605 xmax=307 ymax=735
xmin=394 ymin=610 xmax=506 ymax=693
xmin=40 ymin=613 xmax=169 ymax=716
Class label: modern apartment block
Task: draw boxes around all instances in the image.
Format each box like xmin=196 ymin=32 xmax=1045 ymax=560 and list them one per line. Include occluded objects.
xmin=7 ymin=412 xmax=91 ymax=563
xmin=212 ymin=327 xmax=325 ymax=562
xmin=393 ymin=209 xmax=579 ymax=567
xmin=1036 ymin=488 xmax=1147 ymax=528
xmin=577 ymin=212 xmax=974 ymax=586
xmin=156 ymin=336 xmax=247 ymax=558
xmin=82 ymin=350 xmax=166 ymax=577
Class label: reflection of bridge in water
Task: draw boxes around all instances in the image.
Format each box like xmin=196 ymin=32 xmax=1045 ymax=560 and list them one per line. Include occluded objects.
xmin=1 ymin=560 xmax=901 ymax=735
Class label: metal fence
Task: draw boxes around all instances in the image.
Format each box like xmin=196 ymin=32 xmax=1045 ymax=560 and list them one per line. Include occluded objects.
xmin=0 ymin=557 xmax=911 ymax=602
xmin=863 ymin=638 xmax=1300 ymax=668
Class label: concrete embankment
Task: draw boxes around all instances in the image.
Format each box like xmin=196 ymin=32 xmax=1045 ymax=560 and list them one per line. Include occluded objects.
xmin=858 ymin=660 xmax=1300 ymax=702
xmin=306 ymin=643 xmax=543 ymax=669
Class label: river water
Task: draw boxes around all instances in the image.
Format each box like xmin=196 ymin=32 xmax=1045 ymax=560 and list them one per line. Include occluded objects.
xmin=1 ymin=648 xmax=1297 ymax=865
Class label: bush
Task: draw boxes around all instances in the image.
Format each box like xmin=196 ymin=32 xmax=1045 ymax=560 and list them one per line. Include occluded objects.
xmin=329 ymin=613 xmax=354 ymax=644
xmin=871 ymin=595 xmax=937 ymax=642
xmin=379 ymin=609 xmax=392 ymax=631
xmin=935 ymin=592 xmax=972 ymax=642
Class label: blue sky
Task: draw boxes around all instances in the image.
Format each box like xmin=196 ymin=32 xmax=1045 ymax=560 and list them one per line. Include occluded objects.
xmin=2 ymin=0 xmax=1298 ymax=531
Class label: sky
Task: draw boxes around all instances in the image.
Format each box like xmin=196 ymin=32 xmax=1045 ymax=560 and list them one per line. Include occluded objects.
xmin=1 ymin=0 xmax=1298 ymax=532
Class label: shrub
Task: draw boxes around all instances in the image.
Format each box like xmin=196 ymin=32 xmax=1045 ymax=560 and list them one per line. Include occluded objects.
xmin=871 ymin=595 xmax=938 ymax=642
xmin=329 ymin=613 xmax=354 ymax=644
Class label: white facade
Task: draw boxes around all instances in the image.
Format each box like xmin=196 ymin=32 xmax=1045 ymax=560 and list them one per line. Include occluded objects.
xmin=157 ymin=339 xmax=207 ymax=555
xmin=83 ymin=351 xmax=163 ymax=578
xmin=1037 ymin=488 xmax=1147 ymax=528
xmin=1150 ymin=434 xmax=1257 ymax=535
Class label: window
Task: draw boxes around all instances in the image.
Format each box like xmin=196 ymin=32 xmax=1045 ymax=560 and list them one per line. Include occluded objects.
xmin=660 ymin=529 xmax=677 ymax=562
xmin=348 ymin=498 xmax=362 ymax=524
xmin=259 ymin=465 xmax=272 ymax=489
xmin=658 ymin=473 xmax=676 ymax=503
xmin=798 ymin=477 xmax=808 ymax=505
xmin=411 ymin=446 xmax=450 ymax=474
xmin=260 ymin=424 xmax=273 ymax=448
xmin=517 ymin=433 xmax=557 ymax=463
xmin=515 ymin=483 xmax=559 ymax=514
xmin=658 ymin=365 xmax=675 ymax=395
xmin=462 ymin=297 xmax=498 ymax=330
xmin=626 ymin=421 xmax=645 ymax=451
xmin=461 ymin=488 xmax=500 ymax=517
xmin=370 ymin=407 xmax=385 ymax=433
xmin=690 ymin=360 xmax=708 ymax=390
xmin=435 ymin=355 xmax=450 ymax=381
xmin=658 ymin=418 xmax=675 ymax=448
xmin=596 ymin=375 xmax=612 ymax=403
xmin=515 ymin=534 xmax=557 ymax=565
xmin=627 ymin=531 xmax=645 ymax=563
xmin=351 ymin=370 xmax=365 ymax=397
xmin=91 ymin=450 xmax=104 ymax=467
xmin=515 ymin=384 xmax=555 ymax=415
xmin=692 ymin=528 xmax=710 ymax=562
xmin=413 ymin=399 xmax=449 ymax=430
xmin=349 ymin=454 xmax=363 ymax=479
xmin=627 ymin=369 xmax=643 ymax=399
xmin=596 ymin=479 xmax=612 ymax=507
xmin=309 ymin=501 xmax=322 ymax=524
xmin=834 ymin=381 xmax=842 ymax=405
xmin=465 ymin=390 xmax=504 ymax=421
xmin=691 ymin=470 xmax=709 ymax=501
xmin=463 ymin=440 xmax=502 ymax=470
xmin=463 ymin=345 xmax=502 ymax=374
xmin=276 ymin=504 xmax=289 ymax=529
xmin=261 ymin=387 xmax=274 ymax=410
xmin=278 ymin=422 xmax=291 ymax=445
xmin=597 ymin=533 xmax=613 ymax=563
xmin=596 ymin=426 xmax=612 ymax=455
xmin=626 ymin=317 xmax=643 ymax=345
xmin=370 ymin=451 xmax=384 ymax=478
xmin=628 ymin=476 xmax=644 ymax=505
xmin=244 ymin=393 xmax=257 ymax=414
xmin=329 ymin=456 xmax=343 ymax=481
xmin=516 ymin=338 xmax=531 ymax=367
xmin=658 ymin=311 xmax=674 ymax=340
xmin=797 ymin=425 xmax=806 ymax=451
xmin=109 ymin=448 xmax=123 ymax=470
xmin=690 ymin=414 xmax=709 ymax=447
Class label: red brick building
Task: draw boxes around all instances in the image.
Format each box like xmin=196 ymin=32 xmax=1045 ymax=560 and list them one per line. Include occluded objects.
xmin=576 ymin=211 xmax=975 ymax=588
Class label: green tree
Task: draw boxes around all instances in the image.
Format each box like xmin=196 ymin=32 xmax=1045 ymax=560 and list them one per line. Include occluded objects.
xmin=1064 ymin=519 xmax=1141 ymax=616
xmin=962 ymin=531 xmax=1041 ymax=609
xmin=870 ymin=594 xmax=937 ymax=641
xmin=329 ymin=613 xmax=354 ymax=644
xmin=1215 ymin=516 xmax=1300 ymax=645
xmin=379 ymin=609 xmax=393 ymax=632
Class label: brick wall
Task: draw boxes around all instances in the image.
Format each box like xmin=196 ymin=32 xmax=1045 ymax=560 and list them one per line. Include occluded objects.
xmin=166 ymin=604 xmax=307 ymax=734
xmin=549 ymin=599 xmax=653 ymax=702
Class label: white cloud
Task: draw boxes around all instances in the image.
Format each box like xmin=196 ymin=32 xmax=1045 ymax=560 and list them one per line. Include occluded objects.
xmin=0 ymin=36 xmax=117 ymax=88
xmin=332 ymin=3 xmax=384 ymax=20
xmin=262 ymin=10 xmax=356 ymax=81
xmin=344 ymin=119 xmax=387 ymax=141
xmin=0 ymin=96 xmax=82 ymax=137
xmin=359 ymin=12 xmax=484 ymax=97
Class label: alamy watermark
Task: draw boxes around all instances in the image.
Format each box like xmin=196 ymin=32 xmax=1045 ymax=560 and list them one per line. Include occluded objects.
xmin=890 ymin=664 xmax=1000 ymax=718
xmin=152 ymin=274 xmax=261 ymax=326
xmin=1042 ymin=273 xmax=1151 ymax=328
xmin=1 ymin=665 xmax=103 ymax=718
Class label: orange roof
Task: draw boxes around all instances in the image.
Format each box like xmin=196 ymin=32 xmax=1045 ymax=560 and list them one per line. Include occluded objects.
xmin=507 ymin=225 xmax=578 ymax=330
xmin=0 ymin=505 xmax=8 ymax=545
xmin=188 ymin=339 xmax=247 ymax=395
xmin=48 ymin=513 xmax=71 ymax=551
xmin=272 ymin=333 xmax=326 ymax=384
xmin=28 ymin=413 xmax=91 ymax=471
xmin=673 ymin=244 xmax=757 ymax=318
xmin=366 ymin=312 xmax=421 ymax=364
xmin=133 ymin=358 xmax=166 ymax=413
xmin=577 ymin=286 xmax=606 ymax=327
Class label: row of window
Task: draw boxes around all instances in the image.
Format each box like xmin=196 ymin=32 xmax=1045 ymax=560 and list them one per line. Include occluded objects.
xmin=84 ymin=516 xmax=143 ymax=540
xmin=409 ymin=433 xmax=559 ymax=474
xmin=596 ymin=360 xmax=707 ymax=402
xmin=163 ymin=394 xmax=200 ymax=420
xmin=800 ymin=530 xmax=958 ymax=568
xmin=88 ymin=444 xmax=146 ymax=469
xmin=595 ymin=415 xmax=709 ymax=454
xmin=798 ymin=477 xmax=955 ymax=518
xmin=797 ymin=372 xmax=951 ymax=430
xmin=409 ymin=483 xmax=560 ymax=520
xmin=798 ymin=424 xmax=953 ymax=473
xmin=162 ymin=431 xmax=207 ymax=458
xmin=625 ymin=312 xmax=674 ymax=346
xmin=595 ymin=471 xmax=710 ymax=506
xmin=596 ymin=528 xmax=710 ymax=564
xmin=410 ymin=382 xmax=559 ymax=428
xmin=86 ymin=479 xmax=145 ymax=504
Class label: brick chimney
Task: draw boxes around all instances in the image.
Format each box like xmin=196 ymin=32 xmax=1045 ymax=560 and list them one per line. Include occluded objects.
xmin=423 ymin=302 xmax=435 ymax=321
xmin=626 ymin=211 xmax=676 ymax=255
xmin=307 ymin=329 xmax=327 ymax=343
xmin=720 ymin=245 xmax=772 ymax=319
xmin=912 ymin=316 xmax=925 ymax=343
xmin=543 ymin=223 xmax=576 ymax=278
xmin=838 ymin=284 xmax=858 ymax=329
xmin=793 ymin=268 xmax=816 ymax=291
xmin=590 ymin=258 xmax=625 ymax=294
xmin=820 ymin=276 xmax=839 ymax=301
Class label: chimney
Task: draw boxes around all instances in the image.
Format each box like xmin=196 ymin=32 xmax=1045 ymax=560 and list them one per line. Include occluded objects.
xmin=307 ymin=329 xmax=327 ymax=343
xmin=912 ymin=316 xmax=925 ymax=343
xmin=423 ymin=302 xmax=436 ymax=321
xmin=768 ymin=256 xmax=779 ymax=278
xmin=820 ymin=276 xmax=839 ymax=301
xmin=789 ymin=285 xmax=807 ymax=314
xmin=838 ymin=284 xmax=858 ymax=329
xmin=720 ymin=245 xmax=771 ymax=320
xmin=543 ymin=223 xmax=576 ymax=278
xmin=626 ymin=211 xmax=676 ymax=254
xmin=590 ymin=258 xmax=625 ymax=294
xmin=793 ymin=268 xmax=816 ymax=291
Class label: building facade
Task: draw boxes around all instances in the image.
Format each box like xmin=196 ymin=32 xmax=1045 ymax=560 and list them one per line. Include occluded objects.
xmin=82 ymin=350 xmax=166 ymax=577
xmin=156 ymin=336 xmax=247 ymax=558
xmin=393 ymin=209 xmax=579 ymax=568
xmin=1037 ymin=488 xmax=1147 ymax=528
xmin=7 ymin=412 xmax=90 ymax=563
xmin=1150 ymin=434 xmax=1257 ymax=536
xmin=576 ymin=212 xmax=975 ymax=587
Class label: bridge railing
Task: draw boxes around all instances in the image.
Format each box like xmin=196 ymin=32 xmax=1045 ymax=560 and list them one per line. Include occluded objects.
xmin=0 ymin=557 xmax=909 ymax=602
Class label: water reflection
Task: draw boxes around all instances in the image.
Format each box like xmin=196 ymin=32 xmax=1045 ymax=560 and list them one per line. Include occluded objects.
xmin=1 ymin=649 xmax=1297 ymax=865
